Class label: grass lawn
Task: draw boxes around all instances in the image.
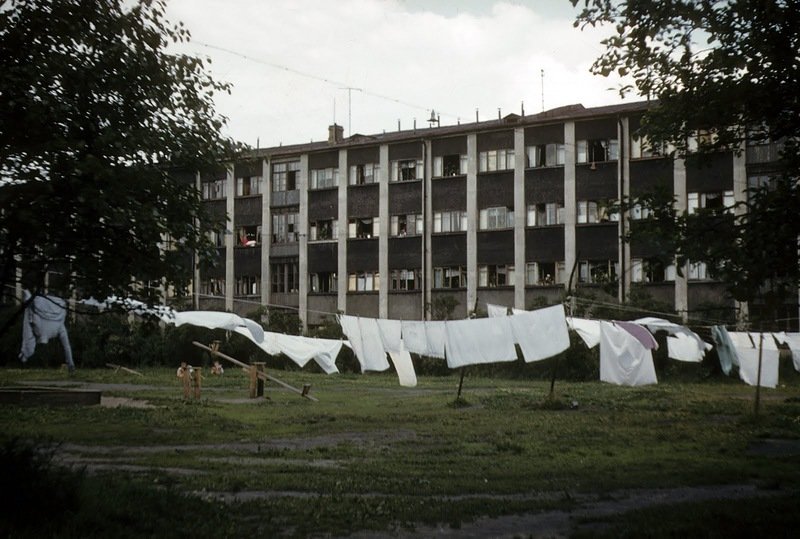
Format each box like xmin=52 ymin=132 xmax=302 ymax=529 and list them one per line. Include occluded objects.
xmin=1 ymin=366 xmax=799 ymax=537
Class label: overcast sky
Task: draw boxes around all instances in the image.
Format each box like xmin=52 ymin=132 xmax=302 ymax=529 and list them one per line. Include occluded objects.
xmin=166 ymin=0 xmax=633 ymax=149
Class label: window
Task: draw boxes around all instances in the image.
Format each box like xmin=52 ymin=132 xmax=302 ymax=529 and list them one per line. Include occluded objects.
xmin=478 ymin=149 xmax=514 ymax=172
xmin=310 ymin=167 xmax=339 ymax=189
xmin=208 ymin=230 xmax=225 ymax=248
xmin=391 ymin=269 xmax=420 ymax=290
xmin=630 ymin=134 xmax=665 ymax=159
xmin=526 ymin=203 xmax=564 ymax=226
xmin=272 ymin=212 xmax=298 ymax=243
xmin=236 ymin=176 xmax=262 ymax=196
xmin=391 ymin=159 xmax=423 ymax=182
xmin=630 ymin=203 xmax=653 ymax=220
xmin=201 ymin=178 xmax=226 ymax=200
xmin=577 ymin=201 xmax=599 ymax=224
xmin=577 ymin=200 xmax=618 ymax=223
xmin=433 ymin=154 xmax=467 ymax=177
xmin=576 ymin=138 xmax=618 ymax=163
xmin=688 ymin=261 xmax=708 ymax=280
xmin=237 ymin=225 xmax=261 ymax=247
xmin=200 ymin=278 xmax=224 ymax=296
xmin=271 ymin=262 xmax=299 ymax=293
xmin=578 ymin=260 xmax=618 ymax=284
xmin=349 ymin=163 xmax=380 ymax=185
xmin=235 ymin=275 xmax=260 ymax=296
xmin=478 ymin=264 xmax=514 ymax=287
xmin=433 ymin=266 xmax=467 ymax=289
xmin=687 ymin=129 xmax=718 ymax=152
xmin=272 ymin=161 xmax=299 ymax=192
xmin=310 ymin=272 xmax=337 ymax=293
xmin=479 ymin=206 xmax=514 ymax=230
xmin=687 ymin=191 xmax=735 ymax=214
xmin=631 ymin=258 xmax=669 ymax=283
xmin=309 ymin=219 xmax=337 ymax=241
xmin=390 ymin=214 xmax=423 ymax=236
xmin=525 ymin=262 xmax=566 ymax=286
xmin=526 ymin=143 xmax=565 ymax=167
xmin=348 ymin=217 xmax=379 ymax=239
xmin=433 ymin=210 xmax=468 ymax=233
xmin=348 ymin=271 xmax=380 ymax=291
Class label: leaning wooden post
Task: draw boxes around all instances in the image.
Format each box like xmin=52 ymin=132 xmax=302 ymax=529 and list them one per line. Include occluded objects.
xmin=253 ymin=362 xmax=266 ymax=397
xmin=249 ymin=363 xmax=259 ymax=399
xmin=193 ymin=367 xmax=202 ymax=400
xmin=456 ymin=367 xmax=466 ymax=400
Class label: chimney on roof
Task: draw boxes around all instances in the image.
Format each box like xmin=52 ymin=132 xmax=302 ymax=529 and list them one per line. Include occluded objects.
xmin=328 ymin=124 xmax=344 ymax=145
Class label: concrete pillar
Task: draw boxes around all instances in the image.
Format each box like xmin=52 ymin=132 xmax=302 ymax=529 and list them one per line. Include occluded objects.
xmin=225 ymin=164 xmax=234 ymax=311
xmin=378 ymin=144 xmax=390 ymax=319
xmin=337 ymin=149 xmax=348 ymax=314
xmin=563 ymin=122 xmax=577 ymax=292
xmin=513 ymin=127 xmax=526 ymax=310
xmin=298 ymin=155 xmax=309 ymax=332
xmin=673 ymin=157 xmax=688 ymax=321
xmin=732 ymin=144 xmax=749 ymax=327
xmin=423 ymin=140 xmax=433 ymax=320
xmin=261 ymin=158 xmax=271 ymax=311
xmin=466 ymin=133 xmax=478 ymax=315
xmin=618 ymin=117 xmax=631 ymax=303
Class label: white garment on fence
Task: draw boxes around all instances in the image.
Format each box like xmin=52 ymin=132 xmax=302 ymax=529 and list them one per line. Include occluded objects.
xmin=567 ymin=317 xmax=601 ymax=349
xmin=19 ymin=293 xmax=74 ymax=369
xmin=666 ymin=333 xmax=705 ymax=362
xmin=487 ymin=303 xmax=509 ymax=318
xmin=599 ymin=321 xmax=658 ymax=386
xmin=508 ymin=305 xmax=570 ymax=362
xmin=774 ymin=332 xmax=800 ymax=372
xmin=377 ymin=319 xmax=417 ymax=387
xmin=444 ymin=316 xmax=517 ymax=369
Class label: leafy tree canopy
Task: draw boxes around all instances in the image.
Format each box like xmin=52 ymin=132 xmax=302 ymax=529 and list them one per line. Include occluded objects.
xmin=0 ymin=0 xmax=238 ymax=309
xmin=574 ymin=0 xmax=800 ymax=321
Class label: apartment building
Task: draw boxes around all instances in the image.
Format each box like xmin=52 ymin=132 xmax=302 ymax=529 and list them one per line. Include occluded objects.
xmin=193 ymin=101 xmax=790 ymax=329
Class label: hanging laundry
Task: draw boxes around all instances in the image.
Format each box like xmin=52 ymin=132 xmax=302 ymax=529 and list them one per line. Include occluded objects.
xmin=773 ymin=332 xmax=800 ymax=373
xmin=400 ymin=320 xmax=429 ymax=356
xmin=487 ymin=303 xmax=509 ymax=318
xmin=508 ymin=305 xmax=570 ymax=362
xmin=444 ymin=316 xmax=517 ymax=369
xmin=666 ymin=333 xmax=705 ymax=362
xmin=424 ymin=321 xmax=447 ymax=359
xmin=19 ymin=292 xmax=74 ymax=371
xmin=399 ymin=320 xmax=446 ymax=358
xmin=615 ymin=320 xmax=659 ymax=350
xmin=377 ymin=319 xmax=417 ymax=387
xmin=357 ymin=317 xmax=391 ymax=372
xmin=726 ymin=331 xmax=779 ymax=388
xmin=567 ymin=317 xmax=601 ymax=348
xmin=748 ymin=332 xmax=779 ymax=351
xmin=599 ymin=321 xmax=658 ymax=386
xmin=710 ymin=326 xmax=738 ymax=375
xmin=636 ymin=317 xmax=710 ymax=362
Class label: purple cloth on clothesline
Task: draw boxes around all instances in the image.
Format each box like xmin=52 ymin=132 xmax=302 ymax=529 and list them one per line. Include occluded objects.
xmin=615 ymin=320 xmax=659 ymax=350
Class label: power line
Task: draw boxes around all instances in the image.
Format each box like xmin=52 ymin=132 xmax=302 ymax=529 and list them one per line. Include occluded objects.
xmin=192 ymin=41 xmax=464 ymax=120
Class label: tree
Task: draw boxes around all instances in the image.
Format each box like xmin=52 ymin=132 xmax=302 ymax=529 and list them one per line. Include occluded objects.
xmin=0 ymin=0 xmax=237 ymax=322
xmin=573 ymin=0 xmax=800 ymax=325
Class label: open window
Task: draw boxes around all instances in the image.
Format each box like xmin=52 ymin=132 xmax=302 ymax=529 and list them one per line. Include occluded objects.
xmin=348 ymin=217 xmax=379 ymax=239
xmin=433 ymin=154 xmax=467 ymax=177
xmin=237 ymin=225 xmax=261 ymax=247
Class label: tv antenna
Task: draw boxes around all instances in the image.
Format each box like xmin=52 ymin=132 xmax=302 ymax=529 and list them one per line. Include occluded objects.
xmin=339 ymin=87 xmax=363 ymax=137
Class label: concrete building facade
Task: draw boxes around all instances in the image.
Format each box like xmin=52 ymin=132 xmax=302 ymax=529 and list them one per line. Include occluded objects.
xmin=192 ymin=101 xmax=792 ymax=329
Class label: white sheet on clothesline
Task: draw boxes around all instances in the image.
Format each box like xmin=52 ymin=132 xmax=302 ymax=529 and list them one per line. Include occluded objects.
xmin=599 ymin=321 xmax=657 ymax=386
xmin=444 ymin=316 xmax=517 ymax=368
xmin=508 ymin=304 xmax=570 ymax=362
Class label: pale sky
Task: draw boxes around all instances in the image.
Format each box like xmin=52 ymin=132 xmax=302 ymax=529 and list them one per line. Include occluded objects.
xmin=165 ymin=0 xmax=632 ymax=149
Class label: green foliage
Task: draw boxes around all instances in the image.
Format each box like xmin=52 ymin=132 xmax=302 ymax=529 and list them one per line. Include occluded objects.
xmin=574 ymin=0 xmax=800 ymax=326
xmin=0 ymin=0 xmax=239 ymax=311
xmin=429 ymin=295 xmax=459 ymax=320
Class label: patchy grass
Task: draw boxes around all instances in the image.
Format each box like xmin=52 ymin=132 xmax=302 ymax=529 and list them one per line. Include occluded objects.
xmin=1 ymin=367 xmax=800 ymax=536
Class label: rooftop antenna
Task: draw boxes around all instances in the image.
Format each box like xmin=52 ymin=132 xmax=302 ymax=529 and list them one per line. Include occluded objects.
xmin=541 ymin=69 xmax=545 ymax=112
xmin=428 ymin=110 xmax=440 ymax=128
xmin=521 ymin=101 xmax=525 ymax=116
xmin=339 ymin=87 xmax=363 ymax=137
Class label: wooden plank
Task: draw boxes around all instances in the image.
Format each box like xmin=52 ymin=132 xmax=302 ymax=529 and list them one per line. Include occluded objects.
xmin=105 ymin=363 xmax=144 ymax=377
xmin=191 ymin=341 xmax=318 ymax=402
